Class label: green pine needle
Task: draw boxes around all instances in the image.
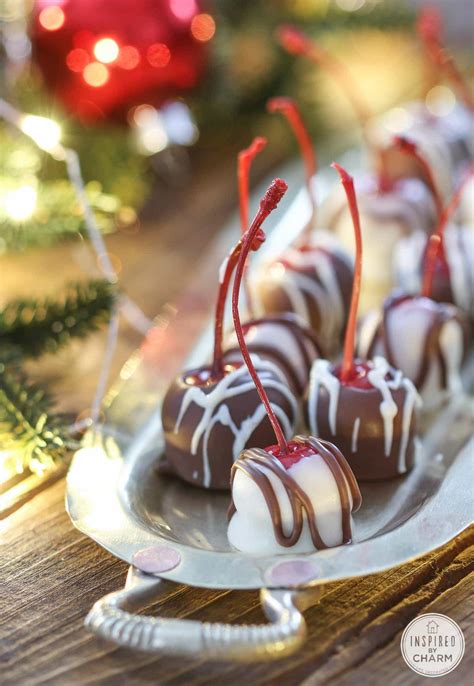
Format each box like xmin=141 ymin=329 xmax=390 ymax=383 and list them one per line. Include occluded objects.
xmin=0 ymin=279 xmax=116 ymax=359
xmin=0 ymin=366 xmax=71 ymax=475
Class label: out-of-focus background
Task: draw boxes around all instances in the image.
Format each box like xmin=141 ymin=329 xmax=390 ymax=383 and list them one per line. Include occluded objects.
xmin=0 ymin=0 xmax=472 ymax=485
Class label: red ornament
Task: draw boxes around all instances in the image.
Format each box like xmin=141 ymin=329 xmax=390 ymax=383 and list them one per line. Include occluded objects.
xmin=31 ymin=0 xmax=213 ymax=123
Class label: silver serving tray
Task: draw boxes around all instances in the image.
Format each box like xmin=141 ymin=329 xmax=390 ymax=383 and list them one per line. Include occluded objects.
xmin=67 ymin=156 xmax=473 ymax=661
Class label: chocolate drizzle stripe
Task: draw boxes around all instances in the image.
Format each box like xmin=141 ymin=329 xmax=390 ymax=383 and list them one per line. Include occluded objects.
xmin=226 ymin=315 xmax=323 ymax=394
xmin=375 ymin=293 xmax=468 ymax=390
xmin=229 ymin=436 xmax=360 ymax=549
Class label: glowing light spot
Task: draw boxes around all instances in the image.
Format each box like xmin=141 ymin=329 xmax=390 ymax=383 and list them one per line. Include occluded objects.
xmin=426 ymin=85 xmax=456 ymax=117
xmin=83 ymin=62 xmax=109 ymax=87
xmin=191 ymin=13 xmax=216 ymax=42
xmin=147 ymin=43 xmax=170 ymax=68
xmin=4 ymin=185 xmax=37 ymax=221
xmin=170 ymin=0 xmax=197 ymax=21
xmin=93 ymin=37 xmax=120 ymax=64
xmin=131 ymin=104 xmax=157 ymax=127
xmin=38 ymin=6 xmax=65 ymax=31
xmin=117 ymin=45 xmax=140 ymax=69
xmin=21 ymin=115 xmax=61 ymax=152
xmin=140 ymin=126 xmax=168 ymax=154
xmin=383 ymin=107 xmax=413 ymax=134
xmin=66 ymin=48 xmax=89 ymax=72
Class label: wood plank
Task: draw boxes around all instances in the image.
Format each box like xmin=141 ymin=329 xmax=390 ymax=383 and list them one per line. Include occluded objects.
xmin=1 ymin=474 xmax=472 ymax=686
xmin=306 ymin=573 xmax=473 ymax=686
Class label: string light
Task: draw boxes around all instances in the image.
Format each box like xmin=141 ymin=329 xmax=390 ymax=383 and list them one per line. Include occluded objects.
xmin=147 ymin=43 xmax=171 ymax=68
xmin=93 ymin=37 xmax=120 ymax=64
xmin=66 ymin=48 xmax=89 ymax=72
xmin=170 ymin=0 xmax=197 ymax=22
xmin=117 ymin=45 xmax=140 ymax=70
xmin=38 ymin=6 xmax=65 ymax=31
xmin=4 ymin=185 xmax=37 ymax=221
xmin=83 ymin=62 xmax=109 ymax=87
xmin=191 ymin=14 xmax=216 ymax=42
xmin=20 ymin=115 xmax=62 ymax=153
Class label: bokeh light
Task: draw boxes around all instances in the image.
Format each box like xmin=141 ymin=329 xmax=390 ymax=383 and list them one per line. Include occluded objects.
xmin=83 ymin=62 xmax=109 ymax=87
xmin=20 ymin=115 xmax=61 ymax=152
xmin=38 ymin=6 xmax=65 ymax=31
xmin=94 ymin=37 xmax=120 ymax=64
xmin=147 ymin=43 xmax=171 ymax=68
xmin=191 ymin=14 xmax=216 ymax=42
xmin=4 ymin=185 xmax=37 ymax=221
xmin=170 ymin=0 xmax=197 ymax=22
xmin=66 ymin=48 xmax=89 ymax=72
xmin=117 ymin=45 xmax=140 ymax=70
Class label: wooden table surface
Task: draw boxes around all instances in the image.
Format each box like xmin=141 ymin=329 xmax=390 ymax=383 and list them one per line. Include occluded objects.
xmin=1 ymin=149 xmax=472 ymax=686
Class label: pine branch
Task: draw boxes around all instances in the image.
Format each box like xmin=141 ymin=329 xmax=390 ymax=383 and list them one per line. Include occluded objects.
xmin=0 ymin=279 xmax=116 ymax=359
xmin=0 ymin=366 xmax=72 ymax=475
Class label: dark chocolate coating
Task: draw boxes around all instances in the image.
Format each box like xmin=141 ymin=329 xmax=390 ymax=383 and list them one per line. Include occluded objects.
xmin=304 ymin=371 xmax=418 ymax=482
xmin=223 ymin=313 xmax=323 ymax=395
xmin=160 ymin=363 xmax=297 ymax=490
xmin=253 ymin=246 xmax=353 ymax=352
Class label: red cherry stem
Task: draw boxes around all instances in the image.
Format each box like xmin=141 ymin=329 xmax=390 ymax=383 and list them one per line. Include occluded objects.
xmin=416 ymin=6 xmax=474 ymax=111
xmin=332 ymin=163 xmax=362 ymax=383
xmin=237 ymin=137 xmax=267 ymax=317
xmin=267 ymin=97 xmax=317 ymax=229
xmin=277 ymin=25 xmax=391 ymax=191
xmin=232 ymin=179 xmax=289 ymax=455
xmin=238 ymin=137 xmax=267 ymax=234
xmin=421 ymin=167 xmax=473 ymax=297
xmin=211 ymin=235 xmax=264 ymax=379
xmin=394 ymin=136 xmax=444 ymax=219
xmin=277 ymin=25 xmax=372 ymax=131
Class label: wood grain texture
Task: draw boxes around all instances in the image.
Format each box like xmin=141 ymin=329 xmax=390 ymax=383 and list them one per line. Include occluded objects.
xmin=1 ymin=151 xmax=472 ymax=685
xmin=1 ymin=475 xmax=472 ymax=685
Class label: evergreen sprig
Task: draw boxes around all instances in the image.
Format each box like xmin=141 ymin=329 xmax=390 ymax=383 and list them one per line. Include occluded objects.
xmin=0 ymin=366 xmax=72 ymax=475
xmin=0 ymin=279 xmax=116 ymax=359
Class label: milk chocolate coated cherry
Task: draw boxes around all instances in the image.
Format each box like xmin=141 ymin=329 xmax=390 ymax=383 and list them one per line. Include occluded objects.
xmin=160 ymin=180 xmax=299 ymax=490
xmin=250 ymin=96 xmax=353 ymax=353
xmin=304 ymin=164 xmax=422 ymax=481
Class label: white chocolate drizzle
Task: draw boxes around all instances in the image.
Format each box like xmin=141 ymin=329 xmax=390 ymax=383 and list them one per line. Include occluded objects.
xmin=308 ymin=359 xmax=340 ymax=436
xmin=398 ymin=377 xmax=422 ymax=472
xmin=174 ymin=358 xmax=297 ymax=488
xmin=307 ymin=355 xmax=422 ymax=472
xmin=253 ymin=248 xmax=347 ymax=351
xmin=367 ymin=357 xmax=401 ymax=457
xmin=351 ymin=418 xmax=360 ymax=453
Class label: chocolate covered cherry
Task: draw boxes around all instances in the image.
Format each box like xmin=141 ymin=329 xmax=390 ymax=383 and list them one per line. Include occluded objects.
xmin=305 ymin=357 xmax=421 ymax=481
xmin=367 ymin=8 xmax=474 ymax=199
xmin=160 ymin=180 xmax=298 ymax=490
xmin=321 ymin=173 xmax=437 ymax=310
xmin=305 ymin=164 xmax=422 ymax=481
xmin=228 ymin=436 xmax=361 ymax=554
xmin=227 ymin=195 xmax=361 ymax=554
xmin=358 ymin=292 xmax=469 ymax=410
xmin=394 ymin=169 xmax=474 ymax=318
xmin=250 ymin=97 xmax=353 ymax=353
